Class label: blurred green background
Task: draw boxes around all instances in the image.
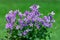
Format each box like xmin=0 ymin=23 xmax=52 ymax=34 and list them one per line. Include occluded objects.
xmin=0 ymin=0 xmax=60 ymax=40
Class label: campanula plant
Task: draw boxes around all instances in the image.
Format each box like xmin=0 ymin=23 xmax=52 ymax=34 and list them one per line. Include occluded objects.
xmin=5 ymin=5 xmax=55 ymax=40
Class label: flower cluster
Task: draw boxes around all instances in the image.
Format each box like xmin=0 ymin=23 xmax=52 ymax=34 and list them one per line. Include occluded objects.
xmin=5 ymin=5 xmax=55 ymax=40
